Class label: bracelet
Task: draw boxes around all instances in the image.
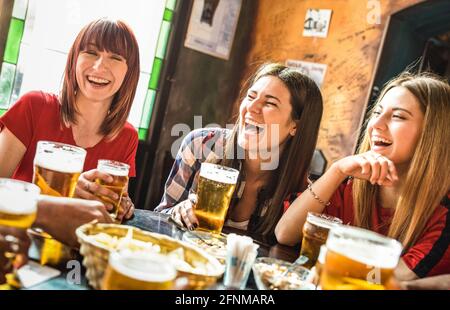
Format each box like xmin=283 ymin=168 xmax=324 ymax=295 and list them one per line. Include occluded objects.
xmin=307 ymin=180 xmax=331 ymax=207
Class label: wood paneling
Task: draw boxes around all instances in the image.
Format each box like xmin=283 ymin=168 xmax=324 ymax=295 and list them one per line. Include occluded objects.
xmin=241 ymin=0 xmax=424 ymax=164
xmin=143 ymin=0 xmax=258 ymax=209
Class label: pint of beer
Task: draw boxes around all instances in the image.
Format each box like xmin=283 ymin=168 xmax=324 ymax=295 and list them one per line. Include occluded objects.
xmin=0 ymin=179 xmax=40 ymax=229
xmin=32 ymin=141 xmax=85 ymax=266
xmin=194 ymin=163 xmax=239 ymax=234
xmin=321 ymin=225 xmax=402 ymax=290
xmin=33 ymin=141 xmax=86 ymax=197
xmin=299 ymin=212 xmax=342 ymax=269
xmin=0 ymin=179 xmax=40 ymax=288
xmin=102 ymin=251 xmax=177 ymax=290
xmin=95 ymin=160 xmax=129 ymax=219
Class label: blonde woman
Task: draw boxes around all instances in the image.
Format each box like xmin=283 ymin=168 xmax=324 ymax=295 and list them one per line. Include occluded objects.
xmin=276 ymin=73 xmax=450 ymax=280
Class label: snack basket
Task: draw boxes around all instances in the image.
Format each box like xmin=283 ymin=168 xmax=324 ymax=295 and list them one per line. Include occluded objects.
xmin=75 ymin=222 xmax=224 ymax=289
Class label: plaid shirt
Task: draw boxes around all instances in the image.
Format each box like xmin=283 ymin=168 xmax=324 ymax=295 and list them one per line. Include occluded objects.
xmin=155 ymin=127 xmax=245 ymax=214
xmin=155 ymin=127 xmax=301 ymax=236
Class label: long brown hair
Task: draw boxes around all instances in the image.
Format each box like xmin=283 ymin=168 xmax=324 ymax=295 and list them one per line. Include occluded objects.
xmin=353 ymin=72 xmax=450 ymax=250
xmin=60 ymin=18 xmax=140 ymax=138
xmin=216 ymin=63 xmax=323 ymax=237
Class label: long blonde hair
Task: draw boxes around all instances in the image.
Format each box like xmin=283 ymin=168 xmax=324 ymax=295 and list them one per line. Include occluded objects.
xmin=353 ymin=72 xmax=450 ymax=250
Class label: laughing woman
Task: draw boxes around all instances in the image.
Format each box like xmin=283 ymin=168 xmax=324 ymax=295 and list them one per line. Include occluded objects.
xmin=155 ymin=63 xmax=324 ymax=241
xmin=0 ymin=19 xmax=140 ymax=239
xmin=276 ymin=73 xmax=450 ymax=280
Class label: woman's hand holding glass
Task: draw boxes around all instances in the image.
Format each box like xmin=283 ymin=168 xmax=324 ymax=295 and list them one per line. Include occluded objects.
xmin=171 ymin=194 xmax=199 ymax=231
xmin=74 ymin=169 xmax=119 ymax=211
xmin=334 ymin=151 xmax=399 ymax=186
xmin=115 ymin=192 xmax=134 ymax=222
xmin=74 ymin=166 xmax=134 ymax=222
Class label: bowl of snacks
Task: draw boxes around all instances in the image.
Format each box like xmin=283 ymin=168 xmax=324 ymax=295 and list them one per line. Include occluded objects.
xmin=252 ymin=257 xmax=316 ymax=290
xmin=182 ymin=231 xmax=227 ymax=264
xmin=76 ymin=222 xmax=224 ymax=289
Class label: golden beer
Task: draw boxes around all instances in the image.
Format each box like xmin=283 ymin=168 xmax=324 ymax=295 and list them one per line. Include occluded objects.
xmin=0 ymin=179 xmax=40 ymax=288
xmin=299 ymin=212 xmax=342 ymax=269
xmin=0 ymin=179 xmax=40 ymax=229
xmin=32 ymin=141 xmax=86 ymax=266
xmin=102 ymin=251 xmax=177 ymax=290
xmin=321 ymin=225 xmax=402 ymax=290
xmin=312 ymin=245 xmax=327 ymax=287
xmin=95 ymin=160 xmax=129 ymax=219
xmin=33 ymin=141 xmax=86 ymax=197
xmin=194 ymin=163 xmax=239 ymax=234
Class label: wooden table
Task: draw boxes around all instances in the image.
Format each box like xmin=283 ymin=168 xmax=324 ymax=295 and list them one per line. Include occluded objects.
xmin=25 ymin=209 xmax=299 ymax=290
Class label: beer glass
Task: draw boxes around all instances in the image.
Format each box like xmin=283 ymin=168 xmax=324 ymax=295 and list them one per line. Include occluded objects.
xmin=194 ymin=163 xmax=239 ymax=234
xmin=0 ymin=178 xmax=40 ymax=287
xmin=33 ymin=141 xmax=86 ymax=197
xmin=102 ymin=251 xmax=177 ymax=290
xmin=32 ymin=141 xmax=86 ymax=266
xmin=0 ymin=179 xmax=40 ymax=229
xmin=321 ymin=225 xmax=402 ymax=290
xmin=95 ymin=160 xmax=129 ymax=220
xmin=299 ymin=212 xmax=342 ymax=269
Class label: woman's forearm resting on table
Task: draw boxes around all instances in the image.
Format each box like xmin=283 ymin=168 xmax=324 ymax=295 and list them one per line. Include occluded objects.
xmin=275 ymin=163 xmax=348 ymax=246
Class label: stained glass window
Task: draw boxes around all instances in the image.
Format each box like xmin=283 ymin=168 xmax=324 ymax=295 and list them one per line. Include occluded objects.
xmin=0 ymin=0 xmax=176 ymax=140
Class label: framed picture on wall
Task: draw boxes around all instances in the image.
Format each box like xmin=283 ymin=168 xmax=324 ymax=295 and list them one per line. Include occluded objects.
xmin=286 ymin=59 xmax=327 ymax=89
xmin=303 ymin=9 xmax=333 ymax=38
xmin=184 ymin=0 xmax=242 ymax=60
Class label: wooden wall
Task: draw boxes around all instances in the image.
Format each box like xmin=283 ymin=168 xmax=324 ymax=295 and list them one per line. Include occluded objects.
xmin=240 ymin=0 xmax=424 ymax=165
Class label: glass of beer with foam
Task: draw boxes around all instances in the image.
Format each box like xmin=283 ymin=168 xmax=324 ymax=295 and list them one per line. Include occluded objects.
xmin=0 ymin=178 xmax=40 ymax=287
xmin=321 ymin=225 xmax=402 ymax=290
xmin=0 ymin=179 xmax=40 ymax=229
xmin=32 ymin=141 xmax=86 ymax=266
xmin=299 ymin=212 xmax=342 ymax=269
xmin=95 ymin=160 xmax=129 ymax=220
xmin=102 ymin=251 xmax=177 ymax=290
xmin=33 ymin=141 xmax=86 ymax=197
xmin=194 ymin=163 xmax=239 ymax=234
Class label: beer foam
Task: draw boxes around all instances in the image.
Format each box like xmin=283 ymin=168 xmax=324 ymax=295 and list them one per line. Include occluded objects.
xmin=34 ymin=151 xmax=85 ymax=173
xmin=326 ymin=228 xmax=402 ymax=269
xmin=307 ymin=213 xmax=342 ymax=229
xmin=110 ymin=251 xmax=176 ymax=283
xmin=0 ymin=188 xmax=38 ymax=215
xmin=97 ymin=165 xmax=129 ymax=177
xmin=34 ymin=141 xmax=86 ymax=173
xmin=199 ymin=163 xmax=239 ymax=184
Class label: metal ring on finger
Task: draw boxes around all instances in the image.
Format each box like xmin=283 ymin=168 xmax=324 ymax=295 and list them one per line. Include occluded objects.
xmin=188 ymin=193 xmax=198 ymax=205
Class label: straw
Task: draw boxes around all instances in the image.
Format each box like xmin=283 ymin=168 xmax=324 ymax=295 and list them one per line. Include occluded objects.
xmin=224 ymin=234 xmax=259 ymax=289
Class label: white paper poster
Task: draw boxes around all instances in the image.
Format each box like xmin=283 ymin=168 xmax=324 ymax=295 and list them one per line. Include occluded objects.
xmin=303 ymin=9 xmax=332 ymax=38
xmin=184 ymin=0 xmax=242 ymax=60
xmin=286 ymin=59 xmax=327 ymax=89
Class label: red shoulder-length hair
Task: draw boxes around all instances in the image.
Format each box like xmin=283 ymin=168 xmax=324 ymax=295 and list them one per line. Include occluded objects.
xmin=60 ymin=18 xmax=140 ymax=138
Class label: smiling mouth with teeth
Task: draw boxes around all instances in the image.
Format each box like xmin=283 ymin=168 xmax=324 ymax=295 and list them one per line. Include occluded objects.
xmin=245 ymin=122 xmax=265 ymax=135
xmin=372 ymin=137 xmax=393 ymax=147
xmin=87 ymin=76 xmax=110 ymax=86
